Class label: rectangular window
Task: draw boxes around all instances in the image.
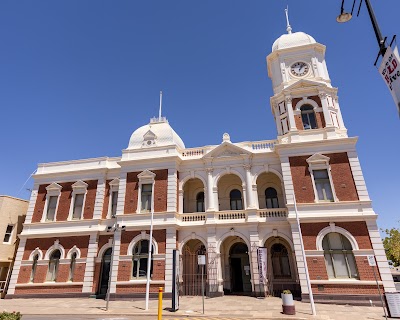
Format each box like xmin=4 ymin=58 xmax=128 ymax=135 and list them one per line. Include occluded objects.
xmin=3 ymin=225 xmax=13 ymax=243
xmin=141 ymin=184 xmax=152 ymax=212
xmin=111 ymin=191 xmax=118 ymax=217
xmin=72 ymin=194 xmax=84 ymax=219
xmin=46 ymin=196 xmax=58 ymax=221
xmin=314 ymin=169 xmax=333 ymax=201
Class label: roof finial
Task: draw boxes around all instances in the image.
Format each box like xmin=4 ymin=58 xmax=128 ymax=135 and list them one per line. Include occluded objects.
xmin=158 ymin=90 xmax=163 ymax=121
xmin=285 ymin=6 xmax=292 ymax=34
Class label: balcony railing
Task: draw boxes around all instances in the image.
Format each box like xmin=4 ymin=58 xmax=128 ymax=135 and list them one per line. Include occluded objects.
xmin=181 ymin=213 xmax=206 ymax=222
xmin=258 ymin=208 xmax=288 ymax=218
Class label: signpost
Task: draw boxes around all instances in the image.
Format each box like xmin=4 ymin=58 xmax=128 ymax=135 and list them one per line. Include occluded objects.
xmin=367 ymin=255 xmax=387 ymax=320
xmin=198 ymin=254 xmax=206 ymax=314
xmin=172 ymin=249 xmax=180 ymax=312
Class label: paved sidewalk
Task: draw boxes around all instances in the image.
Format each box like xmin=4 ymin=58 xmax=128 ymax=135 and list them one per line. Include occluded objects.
xmin=0 ymin=296 xmax=388 ymax=320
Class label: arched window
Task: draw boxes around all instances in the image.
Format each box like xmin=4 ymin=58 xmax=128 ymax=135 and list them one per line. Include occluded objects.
xmin=265 ymin=188 xmax=279 ymax=208
xmin=322 ymin=232 xmax=358 ymax=279
xmin=69 ymin=252 xmax=77 ymax=281
xmin=301 ymin=105 xmax=317 ymax=130
xmin=132 ymin=240 xmax=153 ymax=279
xmin=230 ymin=189 xmax=243 ymax=210
xmin=30 ymin=254 xmax=39 ymax=282
xmin=271 ymin=243 xmax=291 ymax=278
xmin=196 ymin=192 xmax=205 ymax=212
xmin=46 ymin=250 xmax=61 ymax=281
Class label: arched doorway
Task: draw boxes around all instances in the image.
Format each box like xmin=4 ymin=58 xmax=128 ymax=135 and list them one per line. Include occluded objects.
xmin=181 ymin=239 xmax=207 ymax=296
xmin=221 ymin=236 xmax=252 ymax=295
xmin=97 ymin=247 xmax=112 ymax=297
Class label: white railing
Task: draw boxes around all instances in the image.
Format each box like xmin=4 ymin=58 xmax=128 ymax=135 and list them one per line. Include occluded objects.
xmin=258 ymin=208 xmax=288 ymax=218
xmin=217 ymin=211 xmax=247 ymax=220
xmin=181 ymin=148 xmax=207 ymax=157
xmin=181 ymin=213 xmax=206 ymax=222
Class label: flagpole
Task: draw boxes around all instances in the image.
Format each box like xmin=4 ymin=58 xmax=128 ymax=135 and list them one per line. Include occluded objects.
xmin=293 ymin=193 xmax=316 ymax=316
xmin=145 ymin=180 xmax=155 ymax=310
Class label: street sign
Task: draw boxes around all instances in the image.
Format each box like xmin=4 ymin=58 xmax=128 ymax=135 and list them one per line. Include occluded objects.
xmin=367 ymin=255 xmax=377 ymax=266
xmin=198 ymin=254 xmax=206 ymax=265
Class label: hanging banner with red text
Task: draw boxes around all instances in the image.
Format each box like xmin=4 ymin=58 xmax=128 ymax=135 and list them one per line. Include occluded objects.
xmin=379 ymin=45 xmax=400 ymax=115
xmin=257 ymin=247 xmax=267 ymax=284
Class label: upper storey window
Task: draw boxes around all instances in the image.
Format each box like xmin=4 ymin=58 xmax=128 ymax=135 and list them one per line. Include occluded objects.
xmin=46 ymin=196 xmax=58 ymax=221
xmin=265 ymin=188 xmax=279 ymax=208
xmin=314 ymin=170 xmax=334 ymax=201
xmin=42 ymin=183 xmax=62 ymax=222
xmin=230 ymin=189 xmax=243 ymax=210
xmin=196 ymin=192 xmax=205 ymax=212
xmin=301 ymin=105 xmax=317 ymax=130
xmin=69 ymin=180 xmax=88 ymax=220
xmin=137 ymin=170 xmax=156 ymax=213
xmin=141 ymin=184 xmax=152 ymax=212
xmin=108 ymin=178 xmax=120 ymax=218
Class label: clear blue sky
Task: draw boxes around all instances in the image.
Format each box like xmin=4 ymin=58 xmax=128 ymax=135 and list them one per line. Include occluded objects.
xmin=0 ymin=1 xmax=398 ymax=232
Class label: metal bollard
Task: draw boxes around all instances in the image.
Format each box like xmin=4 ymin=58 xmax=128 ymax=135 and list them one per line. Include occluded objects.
xmin=158 ymin=287 xmax=163 ymax=320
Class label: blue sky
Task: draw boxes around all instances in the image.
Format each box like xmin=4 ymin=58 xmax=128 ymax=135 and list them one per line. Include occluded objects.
xmin=0 ymin=1 xmax=398 ymax=231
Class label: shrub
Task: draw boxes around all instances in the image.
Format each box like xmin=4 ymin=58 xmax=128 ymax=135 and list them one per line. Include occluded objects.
xmin=282 ymin=289 xmax=292 ymax=294
xmin=0 ymin=311 xmax=22 ymax=320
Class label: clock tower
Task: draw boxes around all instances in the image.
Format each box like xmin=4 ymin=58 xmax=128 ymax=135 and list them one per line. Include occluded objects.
xmin=267 ymin=20 xmax=347 ymax=143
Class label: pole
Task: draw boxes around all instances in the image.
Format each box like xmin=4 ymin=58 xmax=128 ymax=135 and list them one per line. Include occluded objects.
xmin=145 ymin=181 xmax=155 ymax=310
xmin=105 ymin=228 xmax=116 ymax=311
xmin=372 ymin=264 xmax=388 ymax=319
xmin=293 ymin=193 xmax=316 ymax=316
xmin=159 ymin=91 xmax=163 ymax=121
xmin=158 ymin=287 xmax=163 ymax=320
xmin=201 ymin=264 xmax=205 ymax=314
xmin=364 ymin=0 xmax=386 ymax=56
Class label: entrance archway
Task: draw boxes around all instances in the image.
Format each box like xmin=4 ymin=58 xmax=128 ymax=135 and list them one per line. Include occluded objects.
xmin=181 ymin=239 xmax=207 ymax=296
xmin=97 ymin=247 xmax=112 ymax=297
xmin=221 ymin=236 xmax=252 ymax=294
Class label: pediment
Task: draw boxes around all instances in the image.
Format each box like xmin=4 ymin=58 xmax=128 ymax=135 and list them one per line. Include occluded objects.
xmin=109 ymin=178 xmax=120 ymax=187
xmin=72 ymin=180 xmax=89 ymax=189
xmin=306 ymin=153 xmax=330 ymax=165
xmin=284 ymin=79 xmax=325 ymax=92
xmin=137 ymin=170 xmax=156 ymax=180
xmin=143 ymin=130 xmax=157 ymax=141
xmin=203 ymin=142 xmax=251 ymax=159
xmin=46 ymin=182 xmax=62 ymax=192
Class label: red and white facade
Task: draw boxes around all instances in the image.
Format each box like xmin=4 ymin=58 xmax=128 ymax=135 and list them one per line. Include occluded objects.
xmin=6 ymin=28 xmax=396 ymax=305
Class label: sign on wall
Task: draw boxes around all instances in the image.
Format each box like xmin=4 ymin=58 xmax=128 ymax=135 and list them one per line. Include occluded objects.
xmin=367 ymin=255 xmax=376 ymax=267
xmin=379 ymin=45 xmax=400 ymax=115
xmin=172 ymin=249 xmax=180 ymax=312
xmin=257 ymin=247 xmax=267 ymax=284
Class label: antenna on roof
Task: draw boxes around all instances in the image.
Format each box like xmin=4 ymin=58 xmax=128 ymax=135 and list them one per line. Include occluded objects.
xmin=285 ymin=6 xmax=292 ymax=34
xmin=158 ymin=91 xmax=163 ymax=121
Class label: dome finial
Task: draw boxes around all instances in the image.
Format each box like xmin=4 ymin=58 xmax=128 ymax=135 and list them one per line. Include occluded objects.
xmin=285 ymin=6 xmax=292 ymax=34
xmin=158 ymin=90 xmax=163 ymax=121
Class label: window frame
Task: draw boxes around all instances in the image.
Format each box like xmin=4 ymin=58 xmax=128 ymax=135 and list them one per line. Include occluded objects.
xmin=300 ymin=105 xmax=318 ymax=130
xmin=136 ymin=170 xmax=156 ymax=214
xmin=229 ymin=189 xmax=243 ymax=210
xmin=30 ymin=254 xmax=39 ymax=283
xmin=306 ymin=154 xmax=337 ymax=203
xmin=265 ymin=187 xmax=279 ymax=209
xmin=131 ymin=239 xmax=154 ymax=280
xmin=68 ymin=180 xmax=88 ymax=221
xmin=41 ymin=183 xmax=62 ymax=222
xmin=196 ymin=191 xmax=205 ymax=212
xmin=69 ymin=252 xmax=77 ymax=282
xmin=46 ymin=249 xmax=61 ymax=282
xmin=3 ymin=224 xmax=14 ymax=244
xmin=107 ymin=178 xmax=120 ymax=218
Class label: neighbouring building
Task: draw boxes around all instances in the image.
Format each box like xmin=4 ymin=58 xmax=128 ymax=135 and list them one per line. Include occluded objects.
xmin=6 ymin=25 xmax=397 ymax=305
xmin=0 ymin=196 xmax=28 ymax=298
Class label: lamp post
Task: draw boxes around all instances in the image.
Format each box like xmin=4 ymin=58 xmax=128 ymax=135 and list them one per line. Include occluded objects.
xmin=336 ymin=0 xmax=389 ymax=61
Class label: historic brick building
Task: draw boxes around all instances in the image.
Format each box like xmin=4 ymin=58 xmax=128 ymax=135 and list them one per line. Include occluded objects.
xmin=6 ymin=26 xmax=396 ymax=305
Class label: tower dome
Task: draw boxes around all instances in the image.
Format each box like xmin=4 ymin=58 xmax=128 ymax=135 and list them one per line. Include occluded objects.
xmin=272 ymin=31 xmax=316 ymax=52
xmin=127 ymin=117 xmax=185 ymax=150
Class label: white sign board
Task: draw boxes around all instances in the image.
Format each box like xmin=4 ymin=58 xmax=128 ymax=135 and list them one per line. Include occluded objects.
xmin=257 ymin=248 xmax=267 ymax=284
xmin=385 ymin=292 xmax=400 ymax=317
xmin=198 ymin=255 xmax=206 ymax=265
xmin=367 ymin=255 xmax=376 ymax=267
xmin=172 ymin=249 xmax=180 ymax=311
xmin=379 ymin=45 xmax=400 ymax=115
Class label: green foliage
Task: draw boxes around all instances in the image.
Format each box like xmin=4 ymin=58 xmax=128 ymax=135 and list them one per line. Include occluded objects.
xmin=382 ymin=224 xmax=400 ymax=267
xmin=282 ymin=289 xmax=292 ymax=294
xmin=0 ymin=311 xmax=22 ymax=320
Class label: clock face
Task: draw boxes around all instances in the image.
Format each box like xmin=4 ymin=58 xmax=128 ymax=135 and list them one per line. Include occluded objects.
xmin=290 ymin=62 xmax=309 ymax=77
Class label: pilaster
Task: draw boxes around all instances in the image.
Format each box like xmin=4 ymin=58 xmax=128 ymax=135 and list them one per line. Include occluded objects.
xmin=206 ymin=168 xmax=215 ymax=211
xmin=164 ymin=227 xmax=177 ymax=293
xmin=285 ymin=97 xmax=297 ymax=131
xmin=116 ymin=172 xmax=127 ymax=215
xmin=92 ymin=178 xmax=105 ymax=219
xmin=109 ymin=230 xmax=121 ymax=294
xmin=82 ymin=233 xmax=99 ymax=293
xmin=6 ymin=237 xmax=27 ymax=295
xmin=347 ymin=151 xmax=370 ymax=201
xmin=167 ymin=168 xmax=178 ymax=213
xmin=290 ymin=223 xmax=308 ymax=294
xmin=24 ymin=184 xmax=39 ymax=224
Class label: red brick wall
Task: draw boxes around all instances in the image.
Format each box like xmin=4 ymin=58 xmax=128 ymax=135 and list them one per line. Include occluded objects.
xmin=120 ymin=230 xmax=166 ymax=255
xmin=124 ymin=170 xmax=168 ymax=214
xmin=116 ymin=283 xmax=164 ymax=293
xmin=311 ymin=284 xmax=383 ymax=294
xmin=92 ymin=262 xmax=101 ymax=293
xmin=15 ymin=285 xmax=83 ymax=295
xmin=23 ymin=236 xmax=90 ymax=260
xmin=307 ymin=257 xmax=329 ymax=280
xmin=31 ymin=180 xmax=98 ymax=222
xmin=102 ymin=180 xmax=112 ymax=219
xmin=97 ymin=235 xmax=113 ymax=255
xmin=301 ymin=222 xmax=372 ymax=250
xmin=292 ymin=96 xmax=325 ymax=130
xmin=289 ymin=153 xmax=358 ymax=203
xmin=356 ymin=256 xmax=381 ymax=281
xmin=117 ymin=260 xmax=165 ymax=281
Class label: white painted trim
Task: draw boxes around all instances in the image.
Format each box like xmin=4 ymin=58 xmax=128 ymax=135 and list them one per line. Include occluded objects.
xmin=66 ymin=245 xmax=81 ymax=259
xmin=127 ymin=232 xmax=159 ymax=255
xmin=178 ymin=234 xmax=207 ymax=253
xmin=179 ymin=173 xmax=207 ymax=191
xmin=28 ymin=247 xmax=44 ymax=261
xmin=107 ymin=178 xmax=120 ymax=218
xmin=15 ymin=282 xmax=83 ymax=287
xmin=293 ymin=97 xmax=320 ymax=112
xmin=310 ymin=279 xmax=383 ymax=285
xmin=116 ymin=280 xmax=165 ymax=285
xmin=137 ymin=170 xmax=156 ymax=214
xmin=316 ymin=225 xmax=359 ymax=250
xmin=68 ymin=180 xmax=89 ymax=221
xmin=262 ymin=232 xmax=294 ymax=251
xmin=252 ymin=168 xmax=283 ymax=186
xmin=213 ymin=169 xmax=245 ymax=189
xmin=97 ymin=238 xmax=113 ymax=258
xmin=41 ymin=183 xmax=62 ymax=223
xmin=217 ymin=230 xmax=250 ymax=254
xmin=44 ymin=240 xmax=66 ymax=259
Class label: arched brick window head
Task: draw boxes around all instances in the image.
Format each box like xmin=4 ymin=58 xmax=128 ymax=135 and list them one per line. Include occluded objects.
xmin=46 ymin=250 xmax=61 ymax=281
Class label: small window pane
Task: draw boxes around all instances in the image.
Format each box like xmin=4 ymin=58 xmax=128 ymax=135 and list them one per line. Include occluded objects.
xmin=111 ymin=191 xmax=118 ymax=217
xmin=72 ymin=194 xmax=84 ymax=219
xmin=328 ymin=233 xmax=342 ymax=249
xmin=230 ymin=189 xmax=243 ymax=210
xmin=47 ymin=250 xmax=61 ymax=281
xmin=141 ymin=184 xmax=152 ymax=212
xmin=324 ymin=253 xmax=335 ymax=278
xmin=346 ymin=254 xmax=358 ymax=278
xmin=332 ymin=253 xmax=348 ymax=277
xmin=3 ymin=225 xmax=13 ymax=243
xmin=30 ymin=254 xmax=39 ymax=282
xmin=314 ymin=170 xmax=329 ymax=179
xmin=46 ymin=196 xmax=58 ymax=221
xmin=196 ymin=192 xmax=205 ymax=212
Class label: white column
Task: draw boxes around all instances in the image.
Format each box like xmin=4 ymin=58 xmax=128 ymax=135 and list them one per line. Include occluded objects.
xmin=206 ymin=168 xmax=215 ymax=211
xmin=285 ymin=97 xmax=297 ymax=131
xmin=318 ymin=92 xmax=334 ymax=127
xmin=244 ymin=165 xmax=255 ymax=209
xmin=167 ymin=168 xmax=178 ymax=213
xmin=253 ymin=184 xmax=259 ymax=209
xmin=82 ymin=233 xmax=99 ymax=293
xmin=109 ymin=230 xmax=121 ymax=294
xmin=24 ymin=184 xmax=39 ymax=224
xmin=92 ymin=178 xmax=105 ymax=219
xmin=207 ymin=228 xmax=220 ymax=296
xmin=116 ymin=172 xmax=127 ymax=216
xmin=164 ymin=228 xmax=176 ymax=293
xmin=273 ymin=103 xmax=283 ymax=136
xmin=7 ymin=237 xmax=27 ymax=295
xmin=366 ymin=220 xmax=396 ymax=292
xmin=334 ymin=97 xmax=346 ymax=129
xmin=290 ymin=223 xmax=308 ymax=295
xmin=178 ymin=189 xmax=184 ymax=214
xmin=347 ymin=151 xmax=370 ymax=201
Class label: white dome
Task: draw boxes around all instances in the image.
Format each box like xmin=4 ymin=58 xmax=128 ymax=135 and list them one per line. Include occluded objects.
xmin=127 ymin=118 xmax=185 ymax=150
xmin=272 ymin=32 xmax=316 ymax=52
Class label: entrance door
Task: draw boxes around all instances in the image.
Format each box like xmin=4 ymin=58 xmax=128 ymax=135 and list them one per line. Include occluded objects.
xmin=181 ymin=240 xmax=207 ymax=296
xmin=97 ymin=248 xmax=112 ymax=297
xmin=229 ymin=243 xmax=252 ymax=294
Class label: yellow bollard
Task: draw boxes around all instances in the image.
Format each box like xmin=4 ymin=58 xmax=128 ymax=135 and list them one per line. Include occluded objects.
xmin=158 ymin=287 xmax=163 ymax=320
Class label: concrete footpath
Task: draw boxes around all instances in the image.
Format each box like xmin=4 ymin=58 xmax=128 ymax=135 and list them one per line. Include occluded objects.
xmin=0 ymin=296 xmax=390 ymax=320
